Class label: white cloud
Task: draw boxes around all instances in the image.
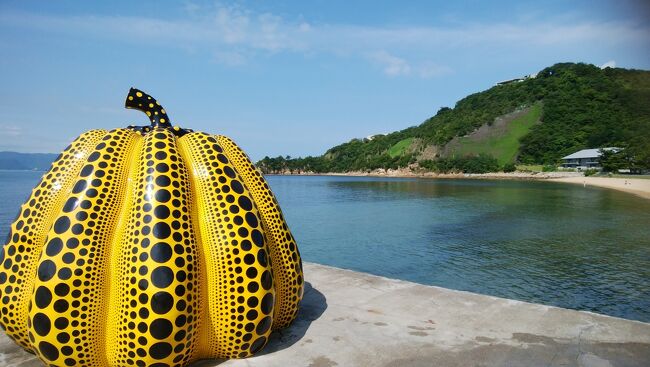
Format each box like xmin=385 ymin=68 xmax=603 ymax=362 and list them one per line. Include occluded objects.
xmin=601 ymin=60 xmax=616 ymax=69
xmin=369 ymin=51 xmax=411 ymax=76
xmin=0 ymin=5 xmax=648 ymax=78
xmin=213 ymin=50 xmax=248 ymax=66
xmin=0 ymin=124 xmax=23 ymax=137
xmin=368 ymin=51 xmax=453 ymax=78
xmin=417 ymin=63 xmax=453 ymax=79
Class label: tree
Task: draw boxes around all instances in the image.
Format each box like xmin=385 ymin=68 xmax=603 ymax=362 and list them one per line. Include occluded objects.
xmin=599 ymin=148 xmax=628 ymax=172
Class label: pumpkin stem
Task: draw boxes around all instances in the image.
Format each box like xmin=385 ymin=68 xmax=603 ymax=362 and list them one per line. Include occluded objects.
xmin=124 ymin=88 xmax=171 ymax=127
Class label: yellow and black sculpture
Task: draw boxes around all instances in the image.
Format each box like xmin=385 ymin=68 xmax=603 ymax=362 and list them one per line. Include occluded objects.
xmin=0 ymin=88 xmax=304 ymax=366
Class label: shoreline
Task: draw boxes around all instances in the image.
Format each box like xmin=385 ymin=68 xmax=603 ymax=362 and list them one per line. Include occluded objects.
xmin=549 ymin=176 xmax=650 ymax=200
xmin=267 ymin=171 xmax=650 ymax=199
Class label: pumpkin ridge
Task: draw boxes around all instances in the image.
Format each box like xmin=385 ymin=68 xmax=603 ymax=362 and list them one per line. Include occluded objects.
xmin=104 ymin=132 xmax=143 ymax=364
xmin=216 ymin=135 xmax=304 ymax=330
xmin=27 ymin=128 xmax=139 ymax=366
xmin=177 ymin=132 xmax=275 ymax=359
xmin=0 ymin=129 xmax=106 ymax=351
xmin=110 ymin=128 xmax=200 ymax=366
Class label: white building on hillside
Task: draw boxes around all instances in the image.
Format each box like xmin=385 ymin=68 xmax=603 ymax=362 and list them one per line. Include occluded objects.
xmin=561 ymin=147 xmax=621 ymax=170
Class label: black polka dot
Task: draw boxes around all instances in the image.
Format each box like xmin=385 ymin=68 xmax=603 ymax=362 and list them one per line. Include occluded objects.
xmin=224 ymin=166 xmax=236 ymax=178
xmin=62 ymin=197 xmax=79 ymax=213
xmin=151 ymin=243 xmax=172 ymax=263
xmin=241 ymin=240 xmax=252 ymax=251
xmin=156 ymin=163 xmax=169 ymax=173
xmin=57 ymin=332 xmax=70 ymax=344
xmin=152 ymin=223 xmax=171 ymax=239
xmin=71 ymin=180 xmax=86 ymax=194
xmin=175 ymin=315 xmax=187 ymax=328
xmin=54 ymin=317 xmax=68 ymax=329
xmin=243 ymin=254 xmax=255 ymax=265
xmin=53 ymin=299 xmax=69 ymax=313
xmin=150 ymin=318 xmax=173 ymax=339
xmin=54 ymin=283 xmax=70 ymax=297
xmin=33 ymin=313 xmax=51 ymax=336
xmin=155 ymin=190 xmax=171 ymax=203
xmin=149 ymin=342 xmax=172 ymax=359
xmin=53 ymin=217 xmax=70 ymax=234
xmin=257 ymin=250 xmax=268 ymax=267
xmin=87 ymin=151 xmax=100 ymax=162
xmin=246 ymin=267 xmax=258 ymax=279
xmin=250 ymin=336 xmax=267 ymax=353
xmin=245 ymin=212 xmax=258 ymax=228
xmin=60 ymin=345 xmax=72 ymax=356
xmin=261 ymin=293 xmax=274 ymax=315
xmin=38 ymin=341 xmax=59 ymax=361
xmin=231 ymin=180 xmax=244 ymax=194
xmin=261 ymin=270 xmax=272 ymax=290
xmin=217 ymin=154 xmax=229 ymax=164
xmin=151 ymin=267 xmax=174 ymax=288
xmin=256 ymin=316 xmax=272 ymax=335
xmin=246 ymin=309 xmax=258 ymax=321
xmin=58 ymin=268 xmax=72 ymax=280
xmin=38 ymin=260 xmax=57 ymax=281
xmin=80 ymin=165 xmax=93 ymax=177
xmin=71 ymin=224 xmax=83 ymax=235
xmin=155 ymin=175 xmax=171 ymax=187
xmin=238 ymin=196 xmax=253 ymax=211
xmin=154 ymin=206 xmax=170 ymax=219
xmin=247 ymin=282 xmax=259 ymax=293
xmin=35 ymin=286 xmax=52 ymax=308
xmin=45 ymin=238 xmax=63 ymax=256
xmin=62 ymin=253 xmax=75 ymax=264
xmin=66 ymin=238 xmax=79 ymax=249
xmin=251 ymin=229 xmax=264 ymax=247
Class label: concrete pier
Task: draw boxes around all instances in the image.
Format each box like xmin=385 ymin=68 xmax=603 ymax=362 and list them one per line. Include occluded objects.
xmin=2 ymin=262 xmax=649 ymax=366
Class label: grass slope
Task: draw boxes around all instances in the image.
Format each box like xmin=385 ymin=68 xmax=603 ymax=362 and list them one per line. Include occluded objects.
xmin=450 ymin=103 xmax=542 ymax=165
xmin=388 ymin=138 xmax=414 ymax=158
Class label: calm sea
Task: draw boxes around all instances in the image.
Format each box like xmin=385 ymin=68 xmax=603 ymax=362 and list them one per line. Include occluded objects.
xmin=1 ymin=171 xmax=649 ymax=322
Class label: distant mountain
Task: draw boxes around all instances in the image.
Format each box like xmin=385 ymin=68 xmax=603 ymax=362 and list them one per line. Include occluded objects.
xmin=257 ymin=62 xmax=650 ymax=173
xmin=0 ymin=152 xmax=58 ymax=171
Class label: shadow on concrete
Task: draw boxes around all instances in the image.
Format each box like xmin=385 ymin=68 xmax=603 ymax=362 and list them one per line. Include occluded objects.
xmin=191 ymin=281 xmax=327 ymax=366
xmin=258 ymin=281 xmax=328 ymax=355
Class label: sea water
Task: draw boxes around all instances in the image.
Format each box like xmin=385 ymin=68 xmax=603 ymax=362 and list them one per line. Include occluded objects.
xmin=1 ymin=171 xmax=649 ymax=322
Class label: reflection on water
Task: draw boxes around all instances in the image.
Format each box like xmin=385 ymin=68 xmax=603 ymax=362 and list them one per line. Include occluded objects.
xmin=267 ymin=175 xmax=650 ymax=322
xmin=0 ymin=172 xmax=649 ymax=321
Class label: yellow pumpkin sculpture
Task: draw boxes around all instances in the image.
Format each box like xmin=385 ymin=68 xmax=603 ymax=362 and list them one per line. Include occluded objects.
xmin=0 ymin=88 xmax=304 ymax=366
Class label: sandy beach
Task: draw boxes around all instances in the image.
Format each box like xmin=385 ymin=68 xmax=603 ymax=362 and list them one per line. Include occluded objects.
xmin=271 ymin=170 xmax=650 ymax=199
xmin=549 ymin=176 xmax=650 ymax=200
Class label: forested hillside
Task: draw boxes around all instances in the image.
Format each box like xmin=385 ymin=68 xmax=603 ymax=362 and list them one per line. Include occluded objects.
xmin=257 ymin=63 xmax=650 ymax=173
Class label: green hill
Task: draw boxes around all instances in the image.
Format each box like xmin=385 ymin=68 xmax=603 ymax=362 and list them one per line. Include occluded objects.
xmin=257 ymin=63 xmax=650 ymax=173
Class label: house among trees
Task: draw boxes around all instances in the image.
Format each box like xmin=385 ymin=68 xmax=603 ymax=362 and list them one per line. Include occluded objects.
xmin=561 ymin=147 xmax=621 ymax=170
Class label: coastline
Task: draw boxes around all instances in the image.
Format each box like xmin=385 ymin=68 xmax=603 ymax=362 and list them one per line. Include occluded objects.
xmin=549 ymin=176 xmax=650 ymax=200
xmin=267 ymin=170 xmax=650 ymax=199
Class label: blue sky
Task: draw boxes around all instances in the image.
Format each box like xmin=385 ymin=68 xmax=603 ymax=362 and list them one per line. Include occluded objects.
xmin=1 ymin=1 xmax=649 ymax=160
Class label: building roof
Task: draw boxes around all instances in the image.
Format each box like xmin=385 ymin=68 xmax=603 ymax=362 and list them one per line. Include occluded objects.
xmin=561 ymin=147 xmax=620 ymax=160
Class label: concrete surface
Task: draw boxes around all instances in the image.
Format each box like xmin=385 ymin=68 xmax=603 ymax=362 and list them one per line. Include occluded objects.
xmin=2 ymin=262 xmax=649 ymax=366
